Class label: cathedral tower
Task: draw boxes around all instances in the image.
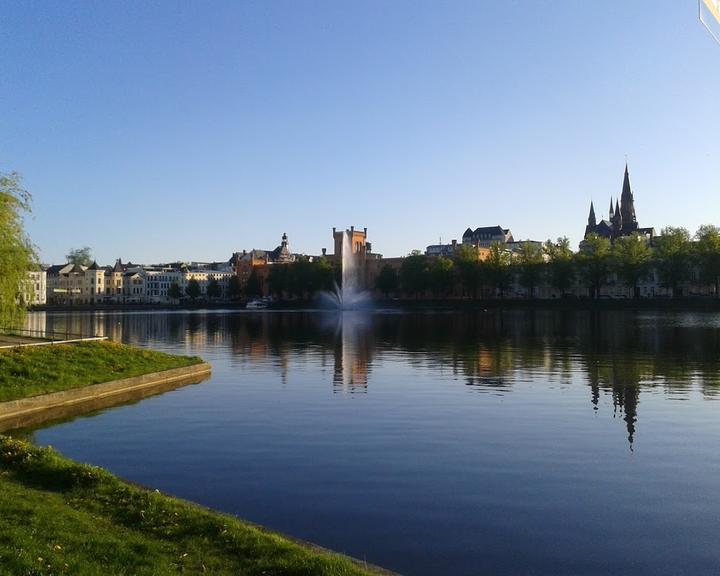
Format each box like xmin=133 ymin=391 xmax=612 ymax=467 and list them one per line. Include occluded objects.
xmin=620 ymin=163 xmax=638 ymax=235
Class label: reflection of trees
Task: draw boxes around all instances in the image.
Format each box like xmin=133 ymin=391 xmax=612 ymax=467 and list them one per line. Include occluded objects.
xmin=26 ymin=309 xmax=720 ymax=445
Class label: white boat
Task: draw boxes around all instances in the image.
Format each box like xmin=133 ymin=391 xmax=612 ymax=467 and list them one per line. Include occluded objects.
xmin=246 ymin=299 xmax=268 ymax=310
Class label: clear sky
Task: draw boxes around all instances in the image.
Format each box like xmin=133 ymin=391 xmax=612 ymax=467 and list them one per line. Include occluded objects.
xmin=1 ymin=0 xmax=719 ymax=265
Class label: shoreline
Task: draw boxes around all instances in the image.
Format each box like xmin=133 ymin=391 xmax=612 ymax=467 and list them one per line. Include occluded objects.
xmin=0 ymin=362 xmax=211 ymax=433
xmin=0 ymin=343 xmax=390 ymax=575
xmin=0 ymin=437 xmax=390 ymax=575
xmin=32 ymin=297 xmax=720 ymax=313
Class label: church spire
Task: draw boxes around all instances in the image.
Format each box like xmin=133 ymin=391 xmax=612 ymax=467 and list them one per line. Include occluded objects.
xmin=584 ymin=201 xmax=597 ymax=239
xmin=620 ymin=162 xmax=637 ymax=234
xmin=609 ymin=197 xmax=614 ymax=219
xmin=588 ymin=201 xmax=596 ymax=226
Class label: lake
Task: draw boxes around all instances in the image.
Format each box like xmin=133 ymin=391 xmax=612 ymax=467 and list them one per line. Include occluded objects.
xmin=18 ymin=309 xmax=720 ymax=575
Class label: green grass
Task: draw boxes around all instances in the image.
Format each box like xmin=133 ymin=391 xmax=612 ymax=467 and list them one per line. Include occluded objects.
xmin=0 ymin=437 xmax=376 ymax=576
xmin=0 ymin=341 xmax=203 ymax=402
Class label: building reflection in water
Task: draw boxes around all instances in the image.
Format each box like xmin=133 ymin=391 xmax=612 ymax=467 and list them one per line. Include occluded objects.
xmin=25 ymin=309 xmax=720 ymax=449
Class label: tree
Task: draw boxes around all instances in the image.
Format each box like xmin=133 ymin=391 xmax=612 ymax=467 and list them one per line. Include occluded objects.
xmin=66 ymin=246 xmax=93 ymax=266
xmin=0 ymin=171 xmax=37 ymax=328
xmin=312 ymin=258 xmax=335 ymax=293
xmin=168 ymin=282 xmax=182 ymax=300
xmin=429 ymin=256 xmax=455 ymax=297
xmin=515 ymin=242 xmax=544 ymax=298
xmin=695 ymin=225 xmax=720 ymax=298
xmin=654 ymin=227 xmax=692 ymax=298
xmin=289 ymin=258 xmax=313 ymax=298
xmin=185 ymin=278 xmax=201 ymax=300
xmin=576 ymin=234 xmax=611 ymax=298
xmin=375 ymin=264 xmax=399 ymax=297
xmin=485 ymin=242 xmax=511 ymax=298
xmin=400 ymin=252 xmax=429 ymax=297
xmin=227 ymin=275 xmax=242 ymax=300
xmin=245 ymin=268 xmax=263 ymax=298
xmin=612 ymin=233 xmax=651 ymax=298
xmin=543 ymin=237 xmax=575 ymax=297
xmin=206 ymin=278 xmax=222 ymax=300
xmin=454 ymin=244 xmax=482 ymax=298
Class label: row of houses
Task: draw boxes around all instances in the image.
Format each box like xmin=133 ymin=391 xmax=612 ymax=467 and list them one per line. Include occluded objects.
xmin=38 ymin=260 xmax=236 ymax=305
xmin=27 ymin=233 xmax=305 ymax=306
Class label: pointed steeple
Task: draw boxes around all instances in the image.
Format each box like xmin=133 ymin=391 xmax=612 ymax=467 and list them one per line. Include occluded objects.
xmin=620 ymin=163 xmax=637 ymax=233
xmin=588 ymin=201 xmax=596 ymax=226
xmin=608 ymin=198 xmax=614 ymax=219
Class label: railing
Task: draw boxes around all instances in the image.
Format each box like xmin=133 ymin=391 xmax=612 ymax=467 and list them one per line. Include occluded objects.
xmin=0 ymin=326 xmax=106 ymax=344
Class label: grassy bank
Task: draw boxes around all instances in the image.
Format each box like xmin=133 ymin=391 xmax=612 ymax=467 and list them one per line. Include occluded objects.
xmin=0 ymin=437 xmax=376 ymax=576
xmin=0 ymin=341 xmax=202 ymax=402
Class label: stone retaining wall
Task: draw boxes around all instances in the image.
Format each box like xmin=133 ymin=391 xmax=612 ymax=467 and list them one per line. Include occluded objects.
xmin=0 ymin=363 xmax=212 ymax=432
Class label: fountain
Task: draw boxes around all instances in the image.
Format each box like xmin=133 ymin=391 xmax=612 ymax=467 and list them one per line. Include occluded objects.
xmin=320 ymin=228 xmax=371 ymax=309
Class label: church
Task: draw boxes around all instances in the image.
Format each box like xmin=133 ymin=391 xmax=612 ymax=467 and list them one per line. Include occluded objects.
xmin=584 ymin=164 xmax=655 ymax=241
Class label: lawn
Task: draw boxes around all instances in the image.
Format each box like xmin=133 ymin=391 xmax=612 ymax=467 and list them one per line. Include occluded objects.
xmin=0 ymin=437 xmax=377 ymax=575
xmin=0 ymin=341 xmax=203 ymax=402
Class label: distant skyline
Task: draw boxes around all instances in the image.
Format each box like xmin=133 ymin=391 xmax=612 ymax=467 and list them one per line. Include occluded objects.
xmin=1 ymin=1 xmax=719 ymax=264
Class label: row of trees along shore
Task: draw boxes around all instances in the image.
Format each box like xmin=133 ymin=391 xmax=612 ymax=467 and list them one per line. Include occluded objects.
xmin=376 ymin=226 xmax=720 ymax=300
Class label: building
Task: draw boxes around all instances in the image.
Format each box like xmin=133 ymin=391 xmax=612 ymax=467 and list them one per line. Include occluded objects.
xmin=462 ymin=226 xmax=514 ymax=247
xmin=24 ymin=269 xmax=47 ymax=305
xmin=584 ymin=164 xmax=655 ymax=242
xmin=425 ymin=240 xmax=458 ymax=257
xmin=333 ymin=226 xmax=372 ymax=260
xmin=229 ymin=233 xmax=304 ymax=296
xmin=46 ymin=263 xmax=89 ymax=304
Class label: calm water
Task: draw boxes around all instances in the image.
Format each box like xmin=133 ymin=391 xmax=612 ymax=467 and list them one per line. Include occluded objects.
xmin=18 ymin=309 xmax=720 ymax=575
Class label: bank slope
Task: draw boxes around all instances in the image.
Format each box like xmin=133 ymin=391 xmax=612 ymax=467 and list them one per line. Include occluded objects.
xmin=0 ymin=341 xmax=202 ymax=402
xmin=0 ymin=437 xmax=379 ymax=576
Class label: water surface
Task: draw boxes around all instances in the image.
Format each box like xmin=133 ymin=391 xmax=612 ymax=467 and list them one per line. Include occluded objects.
xmin=20 ymin=309 xmax=720 ymax=575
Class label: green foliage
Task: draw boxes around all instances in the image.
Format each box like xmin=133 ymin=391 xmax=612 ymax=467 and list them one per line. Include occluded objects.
xmin=543 ymin=237 xmax=575 ymax=296
xmin=429 ymin=256 xmax=455 ymax=296
xmin=453 ymin=244 xmax=483 ymax=298
xmin=289 ymin=257 xmax=313 ymax=298
xmin=654 ymin=227 xmax=692 ymax=297
xmin=485 ymin=242 xmax=511 ymax=297
xmin=227 ymin=275 xmax=242 ymax=300
xmin=0 ymin=172 xmax=37 ymax=328
xmin=0 ymin=341 xmax=201 ymax=402
xmin=245 ymin=269 xmax=263 ymax=298
xmin=695 ymin=224 xmax=720 ymax=298
xmin=515 ymin=242 xmax=544 ymax=297
xmin=267 ymin=259 xmax=334 ymax=299
xmin=576 ymin=234 xmax=611 ymax=298
xmin=0 ymin=437 xmax=376 ymax=576
xmin=611 ymin=234 xmax=652 ymax=296
xmin=185 ymin=279 xmax=201 ymax=300
xmin=375 ymin=265 xmax=398 ymax=297
xmin=206 ymin=278 xmax=222 ymax=300
xmin=65 ymin=246 xmax=93 ymax=267
xmin=167 ymin=281 xmax=182 ymax=300
xmin=314 ymin=257 xmax=336 ymax=292
xmin=400 ymin=253 xmax=429 ymax=297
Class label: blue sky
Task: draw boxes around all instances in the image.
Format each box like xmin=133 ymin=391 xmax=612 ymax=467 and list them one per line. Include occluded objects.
xmin=1 ymin=0 xmax=719 ymax=264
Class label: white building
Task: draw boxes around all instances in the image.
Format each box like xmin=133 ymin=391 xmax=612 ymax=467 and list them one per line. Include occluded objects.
xmin=24 ymin=269 xmax=47 ymax=305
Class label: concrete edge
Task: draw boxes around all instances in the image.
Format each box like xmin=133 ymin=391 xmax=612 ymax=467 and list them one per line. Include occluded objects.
xmin=0 ymin=363 xmax=212 ymax=426
xmin=0 ymin=336 xmax=108 ymax=349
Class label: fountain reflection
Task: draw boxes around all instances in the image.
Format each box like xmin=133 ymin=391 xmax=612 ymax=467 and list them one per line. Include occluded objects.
xmin=329 ymin=312 xmax=372 ymax=393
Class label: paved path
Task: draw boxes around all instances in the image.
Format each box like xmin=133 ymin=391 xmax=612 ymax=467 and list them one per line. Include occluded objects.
xmin=0 ymin=334 xmax=106 ymax=348
xmin=0 ymin=334 xmax=50 ymax=348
